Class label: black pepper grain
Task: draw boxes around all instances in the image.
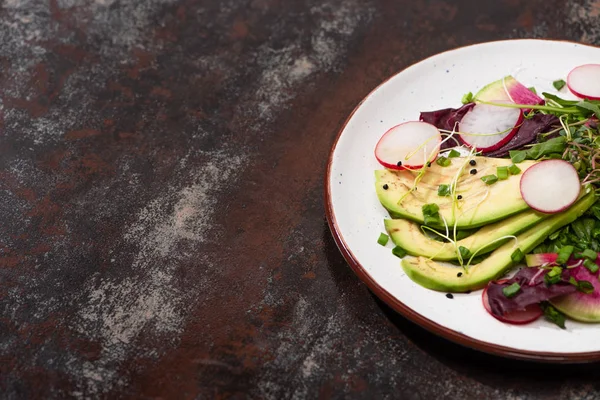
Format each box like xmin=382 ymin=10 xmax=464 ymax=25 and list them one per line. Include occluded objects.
xmin=457 ymin=272 xmax=463 ymax=277
xmin=397 ymin=161 xmax=402 ymax=167
xmin=469 ymin=159 xmax=476 ymax=166
xmin=457 ymin=195 xmax=463 ymax=200
xmin=383 ymin=184 xmax=389 ymax=190
xmin=470 ymin=168 xmax=477 ymax=175
xmin=446 ymin=293 xmax=454 ymax=299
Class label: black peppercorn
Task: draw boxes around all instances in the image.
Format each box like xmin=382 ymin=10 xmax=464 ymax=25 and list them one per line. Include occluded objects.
xmin=446 ymin=293 xmax=454 ymax=299
xmin=470 ymin=168 xmax=477 ymax=175
xmin=469 ymin=159 xmax=476 ymax=166
xmin=397 ymin=161 xmax=402 ymax=167
xmin=457 ymin=272 xmax=463 ymax=277
xmin=383 ymin=184 xmax=389 ymax=190
xmin=457 ymin=195 xmax=463 ymax=200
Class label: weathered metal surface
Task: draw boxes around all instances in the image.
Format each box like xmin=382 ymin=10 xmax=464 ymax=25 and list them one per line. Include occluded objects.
xmin=0 ymin=0 xmax=599 ymax=398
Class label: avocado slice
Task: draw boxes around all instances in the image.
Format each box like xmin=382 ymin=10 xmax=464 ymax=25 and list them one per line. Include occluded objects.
xmin=385 ymin=208 xmax=549 ymax=261
xmin=375 ymin=157 xmax=538 ymax=229
xmin=400 ymin=191 xmax=596 ymax=293
xmin=385 ymin=190 xmax=589 ymax=260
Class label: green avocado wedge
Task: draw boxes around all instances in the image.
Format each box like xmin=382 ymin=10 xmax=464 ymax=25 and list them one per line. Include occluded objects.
xmin=400 ymin=190 xmax=596 ymax=293
xmin=384 ymin=209 xmax=548 ymax=261
xmin=375 ymin=157 xmax=538 ymax=229
xmin=384 ymin=190 xmax=589 ymax=261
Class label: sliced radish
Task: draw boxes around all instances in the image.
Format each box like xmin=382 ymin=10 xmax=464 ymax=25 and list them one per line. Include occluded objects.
xmin=482 ymin=280 xmax=542 ymax=324
xmin=374 ymin=121 xmax=442 ymax=170
xmin=567 ymin=64 xmax=600 ymax=101
xmin=520 ymin=160 xmax=581 ymax=214
xmin=525 ymin=253 xmax=558 ymax=268
xmin=475 ymin=75 xmax=544 ymax=106
xmin=458 ymin=102 xmax=523 ymax=152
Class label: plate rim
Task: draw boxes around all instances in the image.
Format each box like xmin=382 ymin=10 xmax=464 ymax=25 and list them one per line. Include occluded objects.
xmin=324 ymin=38 xmax=600 ymax=363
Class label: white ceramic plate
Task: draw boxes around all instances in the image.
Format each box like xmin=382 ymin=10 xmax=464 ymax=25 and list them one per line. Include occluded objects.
xmin=325 ymin=39 xmax=600 ymax=362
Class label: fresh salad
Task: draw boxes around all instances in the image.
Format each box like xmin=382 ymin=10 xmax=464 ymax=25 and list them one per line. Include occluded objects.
xmin=374 ymin=63 xmax=600 ymax=329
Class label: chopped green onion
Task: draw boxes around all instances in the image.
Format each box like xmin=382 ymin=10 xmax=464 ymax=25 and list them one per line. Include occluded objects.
xmin=497 ymin=166 xmax=509 ymax=180
xmin=507 ymin=164 xmax=521 ymax=175
xmin=502 ymin=282 xmax=521 ymax=298
xmin=377 ymin=233 xmax=389 ymax=246
xmin=577 ymin=280 xmax=594 ymax=294
xmin=556 ymin=245 xmax=574 ymax=264
xmin=548 ymin=266 xmax=563 ymax=277
xmin=553 ymin=79 xmax=566 ymax=91
xmin=509 ymin=150 xmax=527 ymax=164
xmin=528 ymin=86 xmax=537 ymax=95
xmin=569 ymin=276 xmax=578 ymax=286
xmin=447 ymin=149 xmax=461 ymax=158
xmin=461 ymin=92 xmax=474 ymax=104
xmin=540 ymin=302 xmax=566 ymax=329
xmin=480 ymin=174 xmax=498 ymax=185
xmin=545 ymin=266 xmax=563 ymax=285
xmin=511 ymin=248 xmax=524 ymax=263
xmin=436 ymin=156 xmax=451 ymax=167
xmin=582 ymin=249 xmax=597 ymax=260
xmin=392 ymin=246 xmax=407 ymax=258
xmin=437 ymin=184 xmax=452 ymax=197
xmin=584 ymin=259 xmax=599 ymax=274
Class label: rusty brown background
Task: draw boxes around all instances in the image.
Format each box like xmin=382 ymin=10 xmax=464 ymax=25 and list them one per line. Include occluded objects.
xmin=1 ymin=0 xmax=600 ymax=398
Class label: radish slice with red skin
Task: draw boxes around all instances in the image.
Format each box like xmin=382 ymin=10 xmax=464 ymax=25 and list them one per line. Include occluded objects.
xmin=458 ymin=102 xmax=523 ymax=153
xmin=374 ymin=121 xmax=442 ymax=170
xmin=482 ymin=279 xmax=543 ymax=324
xmin=519 ymin=160 xmax=581 ymax=214
xmin=567 ymin=64 xmax=600 ymax=101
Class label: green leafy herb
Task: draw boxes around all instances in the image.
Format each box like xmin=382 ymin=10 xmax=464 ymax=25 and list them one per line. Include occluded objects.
xmin=584 ymin=259 xmax=599 ymax=274
xmin=542 ymin=92 xmax=579 ymax=107
xmin=508 ymin=164 xmax=521 ymax=175
xmin=461 ymin=92 xmax=473 ymax=104
xmin=436 ymin=156 xmax=451 ymax=167
xmin=540 ymin=302 xmax=566 ymax=329
xmin=458 ymin=246 xmax=472 ymax=261
xmin=377 ymin=233 xmax=389 ymax=246
xmin=497 ymin=166 xmax=509 ymax=180
xmin=447 ymin=149 xmax=461 ymax=158
xmin=524 ymin=137 xmax=567 ymax=160
xmin=576 ymin=101 xmax=600 ymax=119
xmin=582 ymin=249 xmax=598 ymax=260
xmin=528 ymin=86 xmax=537 ymax=95
xmin=510 ymin=137 xmax=567 ymax=163
xmin=392 ymin=246 xmax=407 ymax=258
xmin=422 ymin=203 xmax=441 ymax=226
xmin=509 ymin=150 xmax=527 ymax=164
xmin=480 ymin=174 xmax=498 ymax=185
xmin=577 ymin=280 xmax=595 ymax=294
xmin=437 ymin=184 xmax=452 ymax=197
xmin=511 ymin=248 xmax=524 ymax=263
xmin=556 ymin=245 xmax=574 ymax=264
xmin=552 ymin=79 xmax=566 ymax=91
xmin=502 ymin=282 xmax=521 ymax=298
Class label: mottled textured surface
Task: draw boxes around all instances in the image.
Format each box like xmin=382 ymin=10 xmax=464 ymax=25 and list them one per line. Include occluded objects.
xmin=1 ymin=0 xmax=600 ymax=398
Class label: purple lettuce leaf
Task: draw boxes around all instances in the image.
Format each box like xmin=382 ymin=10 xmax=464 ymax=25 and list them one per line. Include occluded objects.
xmin=484 ymin=114 xmax=559 ymax=157
xmin=420 ymin=104 xmax=559 ymax=156
xmin=419 ymin=103 xmax=475 ymax=150
xmin=486 ymin=267 xmax=577 ymax=317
